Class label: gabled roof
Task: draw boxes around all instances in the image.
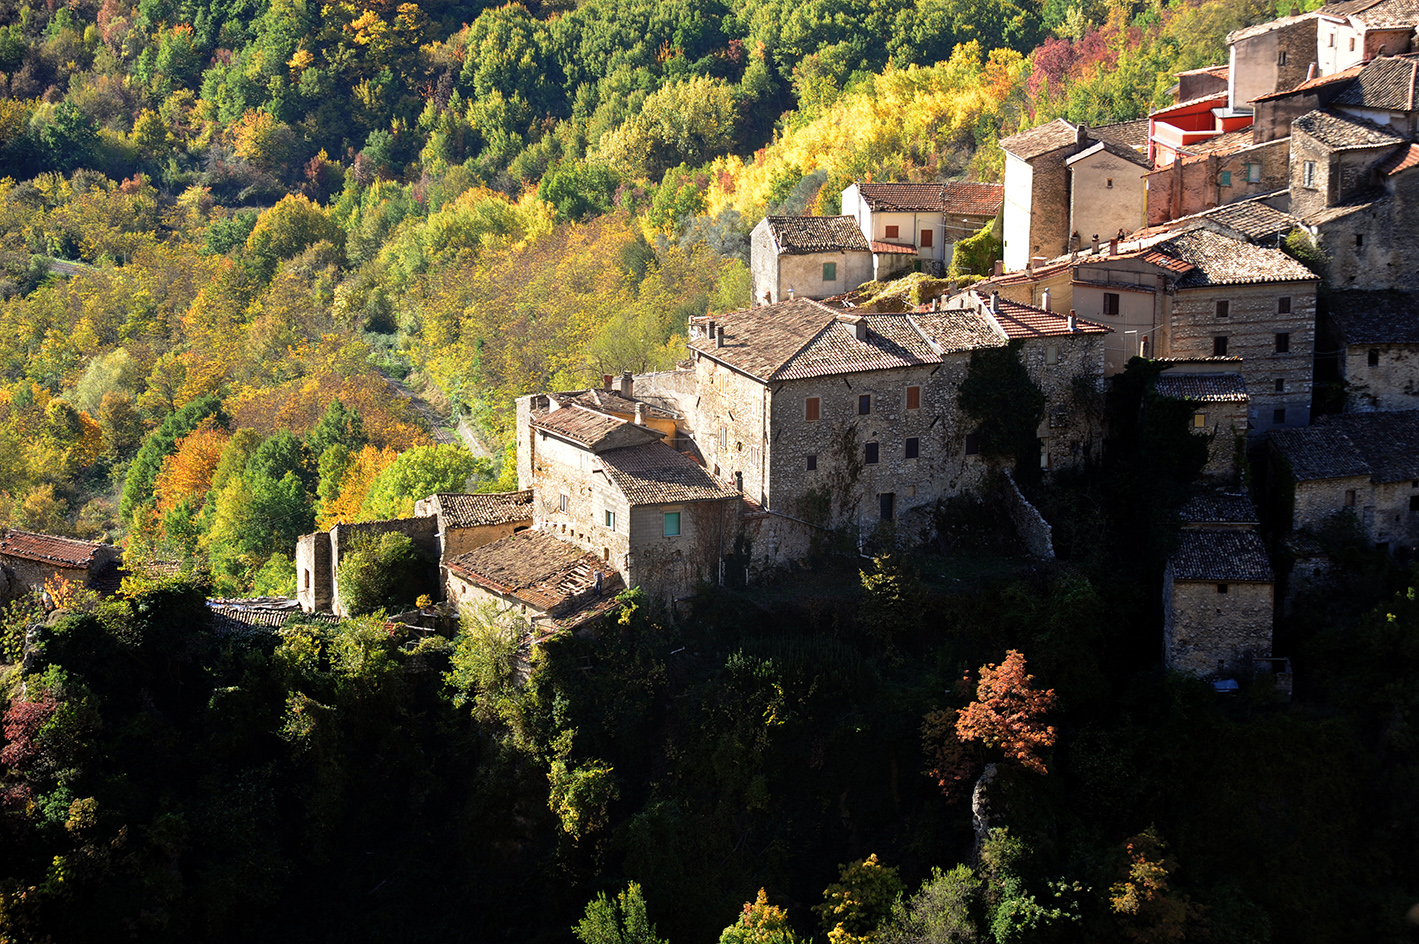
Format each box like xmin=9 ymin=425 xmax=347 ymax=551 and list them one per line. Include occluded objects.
xmin=1321 ymin=0 xmax=1419 ymax=28
xmin=1377 ymin=141 xmax=1419 ymax=174
xmin=1331 ymin=55 xmax=1419 ymax=110
xmin=445 ymin=529 xmax=623 ymax=620
xmin=1066 ymin=139 xmax=1152 ymax=169
xmin=942 ymin=181 xmax=1005 ymax=216
xmin=1197 ymin=198 xmax=1301 ymax=242
xmin=773 ymin=313 xmax=944 ymax=380
xmin=1292 ymin=108 xmax=1406 ymax=149
xmin=598 ymin=441 xmax=740 ymax=505
xmin=1271 ymin=410 xmax=1419 ymax=482
xmin=1000 ymin=118 xmax=1081 ymax=160
xmin=1179 ymin=491 xmax=1259 ymax=525
xmin=531 ymin=404 xmax=662 ymax=452
xmin=0 ymin=530 xmax=109 ymax=568
xmin=426 ymin=491 xmax=534 ymax=529
xmin=1253 ymin=63 xmax=1366 ymax=101
xmin=1148 ymin=229 xmax=1318 ymax=287
xmin=853 ymin=181 xmax=1004 ymax=216
xmin=1155 ymin=372 xmax=1249 ymax=402
xmin=1150 ymin=91 xmax=1229 ymax=118
xmin=1228 ymin=10 xmax=1317 ymax=43
xmin=909 ymin=310 xmax=1009 ymax=354
xmin=1171 ymin=529 xmax=1274 ymax=582
xmin=969 ymin=295 xmax=1110 ymax=340
xmin=1328 ymin=290 xmax=1419 ymax=343
xmin=871 ymin=240 xmax=919 ymax=254
xmin=207 ymin=597 xmax=340 ymax=634
xmin=764 ymin=215 xmax=870 ymax=254
xmin=1091 ymin=118 xmax=1152 ymax=150
xmin=558 ymin=388 xmax=677 ymax=419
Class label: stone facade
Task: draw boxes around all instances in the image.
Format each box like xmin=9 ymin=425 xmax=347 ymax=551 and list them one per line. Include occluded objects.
xmin=297 ymin=516 xmax=439 ymax=617
xmin=750 ymin=216 xmax=875 ymax=305
xmin=0 ymin=530 xmax=121 ymax=604
xmin=1163 ymin=572 xmax=1274 ymax=676
xmin=1144 ymin=137 xmax=1290 ymax=226
xmin=1155 ymin=366 xmax=1249 ymax=483
xmin=1342 ymin=343 xmax=1419 ymax=411
xmin=1227 ymin=13 xmax=1318 ymax=110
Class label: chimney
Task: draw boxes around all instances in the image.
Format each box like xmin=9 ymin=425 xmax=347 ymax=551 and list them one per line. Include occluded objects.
xmin=993 ymin=259 xmax=1003 ymax=276
xmin=1041 ymin=288 xmax=1051 ymax=312
xmin=1307 ymin=62 xmax=1316 ymax=80
xmin=634 ymin=403 xmax=645 ymax=425
xmin=1290 ymin=4 xmax=1300 ymax=14
xmin=1067 ymin=309 xmax=1078 ymax=332
xmin=603 ymin=374 xmax=613 ymax=389
xmin=716 ymin=325 xmax=726 ymax=348
xmin=1092 ymin=234 xmax=1100 ymax=253
xmin=1076 ymin=122 xmax=1088 ymax=148
xmin=990 ymin=291 xmax=1001 ymax=314
xmin=705 ymin=319 xmax=715 ymax=340
xmin=619 ymin=369 xmax=633 ymax=398
xmin=787 ymin=285 xmax=795 ymax=300
xmin=1108 ymin=237 xmax=1119 ymax=255
xmin=932 ymin=296 xmax=940 ymax=312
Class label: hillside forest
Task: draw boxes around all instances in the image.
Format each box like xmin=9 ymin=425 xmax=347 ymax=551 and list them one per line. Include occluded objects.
xmin=0 ymin=0 xmax=1417 ymax=941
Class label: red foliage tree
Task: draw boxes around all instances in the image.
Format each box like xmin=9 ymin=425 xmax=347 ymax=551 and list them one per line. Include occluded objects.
xmin=954 ymin=650 xmax=1057 ymax=774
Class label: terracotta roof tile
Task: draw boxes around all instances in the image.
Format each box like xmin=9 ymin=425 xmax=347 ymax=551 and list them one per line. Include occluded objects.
xmin=1149 ymin=229 xmax=1317 ymax=286
xmin=1171 ymin=529 xmax=1274 ymax=581
xmin=428 ymin=491 xmax=534 ymax=529
xmin=1151 ymin=91 xmax=1229 ymax=117
xmin=1293 ymin=108 xmax=1406 ymax=149
xmin=773 ymin=314 xmax=943 ymax=380
xmin=1332 ymin=56 xmax=1419 ymax=110
xmin=1179 ymin=491 xmax=1259 ymax=524
xmin=1271 ymin=410 xmax=1419 ymax=482
xmin=0 ymin=530 xmax=110 ymax=568
xmin=1155 ymin=371 xmax=1249 ymax=402
xmin=942 ymin=181 xmax=1005 ymax=216
xmin=1253 ymin=63 xmax=1365 ymax=101
xmin=1228 ymin=11 xmax=1317 ymax=43
xmin=1000 ymin=118 xmax=1081 ymax=159
xmin=598 ymin=441 xmax=740 ymax=505
xmin=766 ymin=215 xmax=870 ymax=254
xmin=446 ymin=530 xmax=623 ymax=616
xmin=1180 ymin=126 xmax=1257 ymax=157
xmin=1327 ymin=290 xmax=1419 ymax=343
xmin=562 ymin=388 xmax=678 ymax=419
xmin=1303 ymin=187 xmax=1388 ymax=224
xmin=910 ymin=310 xmax=1008 ymax=353
xmin=531 ymin=404 xmax=661 ymax=450
xmin=1329 ymin=0 xmax=1419 ymax=28
xmin=1198 ymin=198 xmax=1301 ymax=241
xmin=871 ymin=240 xmax=919 ymax=254
xmin=987 ymin=300 xmax=1110 ymax=339
xmin=1377 ymin=142 xmax=1419 ymax=175
xmin=856 ymin=182 xmax=945 ymax=212
xmin=207 ymin=597 xmax=340 ymax=634
xmin=689 ymin=298 xmax=837 ymax=381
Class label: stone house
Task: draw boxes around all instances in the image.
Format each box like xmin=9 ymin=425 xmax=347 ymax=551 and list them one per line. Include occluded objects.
xmin=750 ymin=216 xmax=875 ymax=305
xmin=1154 ymin=361 xmax=1250 ymax=482
xmin=1316 ymin=0 xmax=1419 ymax=77
xmin=1143 ymin=131 xmax=1291 ymax=226
xmin=1251 ymin=63 xmax=1366 ymax=142
xmin=1324 ymin=291 xmax=1419 ymax=411
xmin=443 ymin=529 xmax=624 ymax=633
xmin=1163 ymin=492 xmax=1275 ymax=678
xmin=839 ymin=180 xmax=1005 ymax=276
xmin=296 ymin=516 xmax=440 ymax=617
xmin=0 ymin=530 xmax=122 ymax=603
xmin=675 ymin=294 xmax=1108 ymax=538
xmin=1227 ymin=12 xmax=1319 ymax=111
xmin=981 ymin=228 xmax=1317 ymax=433
xmin=1269 ymin=409 xmax=1419 ymax=552
xmin=1288 ymin=109 xmax=1407 ymax=218
xmin=412 ymin=490 xmax=533 ymax=560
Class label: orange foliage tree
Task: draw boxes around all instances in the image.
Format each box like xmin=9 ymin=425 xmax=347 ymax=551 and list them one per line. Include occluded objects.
xmin=152 ymin=421 xmax=231 ymax=517
xmin=317 ymin=444 xmax=399 ymax=528
xmin=954 ymin=649 xmax=1057 ymax=774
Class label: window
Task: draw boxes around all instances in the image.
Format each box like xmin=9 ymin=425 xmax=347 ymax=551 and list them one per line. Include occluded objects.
xmin=662 ymin=512 xmax=681 ymax=537
xmin=905 ymin=437 xmax=919 ymax=459
xmin=1355 ymin=233 xmax=1364 ymax=248
xmin=1275 ymin=378 xmax=1285 ymax=393
xmin=303 ymin=569 xmax=311 ymax=591
xmin=1248 ymin=162 xmax=1262 ymax=183
xmin=1193 ymin=412 xmax=1207 ymax=428
xmin=919 ymin=228 xmax=934 ymax=248
xmin=1213 ymin=335 xmax=1229 ymax=356
xmin=1046 ymin=344 xmax=1059 ymax=365
xmin=559 ymin=493 xmax=569 ymax=513
xmin=806 ymin=396 xmax=820 ymax=421
xmin=1106 ymin=177 xmax=1114 ymax=188
xmin=604 ymin=509 xmax=616 ymax=530
xmin=1103 ymin=292 xmax=1120 ymax=315
xmin=1278 ymin=49 xmax=1288 ymax=64
xmin=1369 ymin=348 xmax=1381 ymax=367
xmin=1217 ymin=583 xmax=1229 ymax=594
xmin=719 ymin=426 xmax=728 ymax=450
xmin=879 ymin=493 xmax=895 ymax=521
xmin=906 ymin=385 xmax=921 ymax=410
xmin=1278 ymin=296 xmax=1291 ymax=314
xmin=822 ymin=261 xmax=837 ymax=282
xmin=1345 ymin=489 xmax=1357 ymax=507
xmin=1273 ymin=408 xmax=1286 ymax=424
xmin=1275 ymin=332 xmax=1291 ymax=353
xmin=1329 ymin=31 xmax=1335 ymax=46
xmin=1303 ymin=161 xmax=1316 ymax=187
xmin=1216 ymin=300 xmax=1230 ymax=318
xmin=1349 ymin=36 xmax=1356 ymax=51
xmin=864 ymin=441 xmax=879 ymax=464
xmin=858 ymin=394 xmax=871 ymax=415
xmin=806 ymin=454 xmax=817 ymax=471
xmin=1410 ymin=495 xmax=1419 ymax=512
xmin=884 ymin=224 xmax=899 ymax=239
xmin=964 ymin=433 xmax=980 ymax=455
xmin=1219 ymin=170 xmax=1232 ymax=187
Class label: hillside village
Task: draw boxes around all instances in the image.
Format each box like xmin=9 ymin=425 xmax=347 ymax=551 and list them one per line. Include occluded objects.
xmin=6 ymin=2 xmax=1419 ymax=691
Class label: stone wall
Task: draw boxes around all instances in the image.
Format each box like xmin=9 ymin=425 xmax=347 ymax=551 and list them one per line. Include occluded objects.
xmin=1164 ymin=571 xmax=1274 ymax=677
xmin=442 ymin=521 xmax=527 ymax=559
xmin=626 ymin=498 xmax=742 ymax=605
xmin=1196 ymin=399 xmax=1248 ymax=483
xmin=750 ymin=220 xmax=778 ymax=305
xmin=1003 ymin=470 xmax=1054 ymax=559
xmin=529 ymin=434 xmax=631 ymax=573
xmin=296 ymin=531 xmax=332 ymax=612
xmin=328 ymin=516 xmax=440 ymax=617
xmin=1026 ymin=147 xmax=1077 ymax=265
xmin=1312 ymin=169 xmax=1419 ymax=292
xmin=1230 ymin=17 xmax=1316 ymax=108
xmin=1144 ymin=139 xmax=1290 ymax=226
xmin=1342 ymin=343 xmax=1419 ymax=411
xmin=1288 ymin=473 xmax=1372 ymax=532
xmin=777 ymin=251 xmax=875 ymax=301
xmin=1287 ymin=476 xmax=1419 ymax=552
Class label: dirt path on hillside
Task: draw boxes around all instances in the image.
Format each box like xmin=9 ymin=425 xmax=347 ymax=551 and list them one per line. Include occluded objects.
xmin=380 ymin=374 xmax=493 ymax=458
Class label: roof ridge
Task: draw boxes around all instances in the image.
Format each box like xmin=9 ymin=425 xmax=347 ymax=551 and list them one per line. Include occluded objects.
xmin=768 ymin=311 xmax=859 ymax=381
xmin=903 ymin=312 xmax=946 ymax=356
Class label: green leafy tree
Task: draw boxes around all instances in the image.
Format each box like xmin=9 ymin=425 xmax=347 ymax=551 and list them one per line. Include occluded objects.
xmin=574 ymin=882 xmax=667 ymax=944
xmin=358 ymin=444 xmax=487 ymax=520
xmin=334 ymin=531 xmax=434 ymax=616
xmin=881 ymin=866 xmax=982 ymax=944
xmin=816 ymin=854 xmax=906 ymax=944
xmin=597 ymin=76 xmax=739 ymax=179
xmin=244 ymin=195 xmax=344 ymax=282
xmin=119 ymin=394 xmax=223 ymax=523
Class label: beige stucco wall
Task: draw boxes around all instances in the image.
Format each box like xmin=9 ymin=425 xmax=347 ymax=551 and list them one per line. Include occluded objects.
xmin=1069 ymin=150 xmax=1146 ymax=244
xmin=442 ymin=521 xmax=527 ymax=560
xmin=1003 ymin=152 xmax=1036 ymax=271
xmin=1164 ymin=572 xmax=1274 ymax=676
xmin=1342 ymin=344 xmax=1419 ymax=412
xmin=1230 ymin=18 xmax=1316 ymax=108
xmin=1070 ymin=259 xmax=1163 ymax=373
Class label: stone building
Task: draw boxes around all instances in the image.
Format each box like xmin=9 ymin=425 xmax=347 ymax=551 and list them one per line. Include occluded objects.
xmin=750 ymin=216 xmax=875 ymax=305
xmin=673 ymin=294 xmax=1108 ymax=538
xmin=1143 ymin=131 xmax=1291 ymax=225
xmin=1325 ymin=291 xmax=1419 ymax=411
xmin=1269 ymin=409 xmax=1419 ymax=552
xmin=840 ymin=180 xmax=1005 ymax=276
xmin=296 ymin=516 xmax=440 ymax=617
xmin=1288 ymin=109 xmax=1406 ymax=218
xmin=0 ymin=530 xmax=121 ymax=603
xmin=1154 ymin=362 xmax=1250 ymax=482
xmin=1316 ymin=0 xmax=1419 ymax=77
xmin=412 ymin=490 xmax=533 ymax=560
xmin=1227 ymin=12 xmax=1319 ymax=111
xmin=980 ymin=228 xmax=1317 ymax=433
xmin=443 ymin=529 xmax=624 ymax=633
xmin=1163 ymin=492 xmax=1275 ymax=678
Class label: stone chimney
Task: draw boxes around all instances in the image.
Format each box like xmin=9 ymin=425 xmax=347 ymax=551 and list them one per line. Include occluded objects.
xmin=993 ymin=259 xmax=1004 ymax=277
xmin=1067 ymin=309 xmax=1078 ymax=332
xmin=1076 ymin=122 xmax=1089 ymax=148
xmin=634 ymin=403 xmax=645 ymax=425
xmin=716 ymin=325 xmax=726 ymax=348
xmin=619 ymin=370 xmax=633 ymax=398
xmin=1041 ymin=288 xmax=1051 ymax=312
xmin=705 ymin=319 xmax=715 ymax=340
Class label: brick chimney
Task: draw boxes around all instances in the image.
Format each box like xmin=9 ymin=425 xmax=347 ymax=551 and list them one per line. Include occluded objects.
xmin=603 ymin=374 xmax=613 ymax=389
xmin=1108 ymin=237 xmax=1119 ymax=255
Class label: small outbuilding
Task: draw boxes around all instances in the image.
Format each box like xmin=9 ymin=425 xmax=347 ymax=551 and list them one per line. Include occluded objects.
xmin=0 ymin=530 xmax=122 ymax=603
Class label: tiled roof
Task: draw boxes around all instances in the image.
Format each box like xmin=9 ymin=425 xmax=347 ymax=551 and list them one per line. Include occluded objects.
xmin=983 ymin=299 xmax=1110 ymax=340
xmin=531 ymin=404 xmax=661 ymax=450
xmin=429 ymin=491 xmax=534 ymax=529
xmin=1171 ymin=529 xmax=1274 ymax=582
xmin=1377 ymin=142 xmax=1419 ymax=175
xmin=1228 ymin=11 xmax=1317 ymax=43
xmin=207 ymin=598 xmax=340 ymax=634
xmin=1174 ymin=65 xmax=1231 ymax=78
xmin=0 ymin=530 xmax=108 ymax=568
xmin=1199 ymin=198 xmax=1301 ymax=242
xmin=1155 ymin=371 xmax=1249 ymax=402
xmin=942 ymin=181 xmax=1005 ymax=216
xmin=856 ymin=182 xmax=948 ymax=212
xmin=1000 ymin=118 xmax=1081 ymax=159
xmin=1292 ymin=108 xmax=1406 ymax=149
xmin=766 ymin=215 xmax=870 ymax=254
xmin=1091 ymin=118 xmax=1151 ymax=150
xmin=1332 ymin=56 xmax=1419 ymax=110
xmin=871 ymin=240 xmax=919 ymax=254
xmin=689 ymin=298 xmax=839 ymax=381
xmin=598 ymin=441 xmax=740 ymax=505
xmin=773 ymin=313 xmax=943 ymax=380
xmin=1181 ymin=126 xmax=1257 ymax=157
xmin=1253 ymin=63 xmax=1365 ymax=101
xmin=562 ymin=388 xmax=677 ymax=419
xmin=445 ymin=530 xmax=624 ymax=617
xmin=1271 ymin=410 xmax=1419 ymax=482
xmin=1068 ymin=139 xmax=1151 ymax=169
xmin=1148 ymin=229 xmax=1317 ymax=287
xmin=1327 ymin=0 xmax=1419 ymax=28
xmin=910 ymin=310 xmax=1009 ymax=354
xmin=1302 ymin=188 xmax=1388 ymax=224
xmin=1327 ymin=290 xmax=1419 ymax=344
xmin=1179 ymin=491 xmax=1259 ymax=524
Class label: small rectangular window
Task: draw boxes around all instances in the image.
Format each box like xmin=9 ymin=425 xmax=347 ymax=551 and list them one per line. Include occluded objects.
xmin=1219 ymin=170 xmax=1232 ymax=187
xmin=1214 ymin=336 xmax=1229 ymax=356
xmin=1247 ymin=162 xmax=1262 ymax=183
xmin=905 ymin=437 xmax=919 ymax=459
xmin=964 ymin=433 xmax=980 ymax=455
xmin=1345 ymin=489 xmax=1357 ymax=507
xmin=1278 ymin=49 xmax=1288 ymax=64
xmin=879 ymin=493 xmax=895 ymax=521
xmin=1276 ymin=332 xmax=1290 ymax=353
xmin=822 ymin=261 xmax=837 ymax=282
xmin=1045 ymin=344 xmax=1059 ymax=365
xmin=859 ymin=394 xmax=871 ymax=415
xmin=604 ymin=510 xmax=616 ymax=530
xmin=906 ymin=385 xmax=921 ymax=410
xmin=1103 ymin=292 xmax=1120 ymax=315
xmin=864 ymin=442 xmax=879 ymax=464
xmin=1216 ymin=300 xmax=1229 ymax=318
xmin=1355 ymin=233 xmax=1364 ymax=248
xmin=806 ymin=454 xmax=817 ymax=471
xmin=806 ymin=397 xmax=820 ymax=421
xmin=559 ymin=494 xmax=569 ymax=513
xmin=1369 ymin=348 xmax=1380 ymax=366
xmin=1409 ymin=495 xmax=1419 ymax=512
xmin=1273 ymin=408 xmax=1286 ymax=424
xmin=1349 ymin=36 xmax=1356 ymax=51
xmin=1278 ymin=296 xmax=1291 ymax=314
xmin=1217 ymin=583 xmax=1229 ymax=594
xmin=919 ymin=229 xmax=934 ymax=248
xmin=1303 ymin=161 xmax=1316 ymax=187
xmin=1275 ymin=378 xmax=1285 ymax=393
xmin=1329 ymin=31 xmax=1335 ymax=46
xmin=1193 ymin=412 xmax=1207 ymax=428
xmin=1106 ymin=177 xmax=1114 ymax=188
xmin=884 ymin=224 xmax=899 ymax=239
xmin=663 ymin=512 xmax=681 ymax=537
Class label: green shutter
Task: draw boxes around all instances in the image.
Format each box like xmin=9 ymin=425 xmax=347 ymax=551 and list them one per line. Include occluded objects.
xmin=822 ymin=261 xmax=837 ymax=282
xmin=1219 ymin=170 xmax=1232 ymax=187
